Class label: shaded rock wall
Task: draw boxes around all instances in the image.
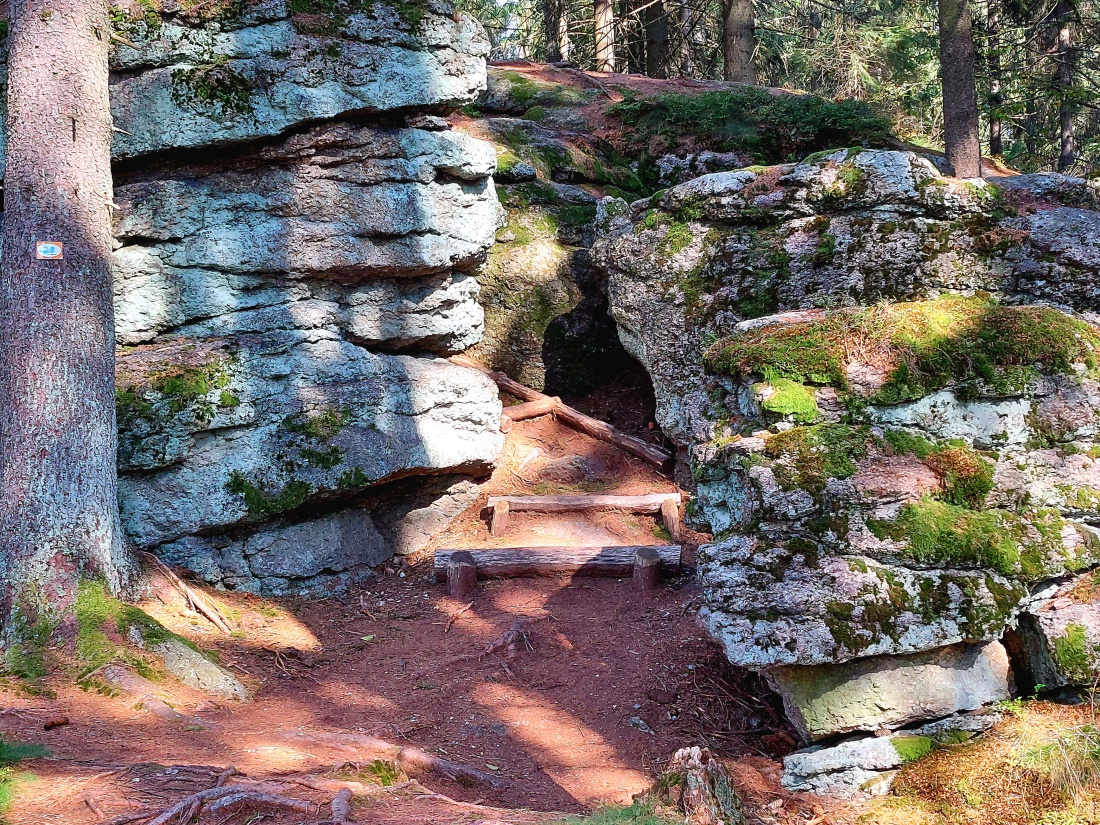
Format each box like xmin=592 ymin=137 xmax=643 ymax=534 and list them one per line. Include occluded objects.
xmin=1 ymin=0 xmax=504 ymax=594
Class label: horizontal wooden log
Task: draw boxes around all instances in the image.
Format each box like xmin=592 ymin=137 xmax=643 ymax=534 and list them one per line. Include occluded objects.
xmin=503 ymin=396 xmax=561 ymax=422
xmin=487 ymin=493 xmax=680 ymax=514
xmin=450 ymin=354 xmax=673 ymax=470
xmin=434 ymin=545 xmax=681 ymax=580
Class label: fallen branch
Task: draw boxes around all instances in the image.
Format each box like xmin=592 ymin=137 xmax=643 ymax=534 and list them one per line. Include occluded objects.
xmin=277 ymin=730 xmax=508 ymax=788
xmin=140 ymin=552 xmax=233 ymax=635
xmin=449 ymin=354 xmax=672 ymax=470
xmin=329 ymin=788 xmax=352 ymax=823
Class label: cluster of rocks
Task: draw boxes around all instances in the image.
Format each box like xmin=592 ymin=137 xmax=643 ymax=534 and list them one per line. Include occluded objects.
xmin=10 ymin=0 xmax=508 ymax=594
xmin=594 ymin=148 xmax=1100 ymax=795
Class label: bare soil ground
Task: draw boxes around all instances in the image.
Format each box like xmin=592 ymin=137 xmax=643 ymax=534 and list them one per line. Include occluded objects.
xmin=0 ymin=407 xmax=851 ymax=825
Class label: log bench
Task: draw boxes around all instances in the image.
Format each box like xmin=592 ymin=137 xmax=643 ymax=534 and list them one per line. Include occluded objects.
xmin=435 ymin=544 xmax=682 ymax=596
xmin=486 ymin=492 xmax=683 ymax=541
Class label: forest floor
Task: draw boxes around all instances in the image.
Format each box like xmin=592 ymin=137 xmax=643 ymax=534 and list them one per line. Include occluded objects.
xmin=0 ymin=378 xmax=852 ymax=825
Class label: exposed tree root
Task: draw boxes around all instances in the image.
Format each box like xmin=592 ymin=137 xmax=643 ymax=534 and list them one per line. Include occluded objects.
xmin=480 ymin=617 xmax=537 ymax=660
xmin=277 ymin=730 xmax=508 ymax=788
xmin=141 ymin=551 xmax=233 ymax=635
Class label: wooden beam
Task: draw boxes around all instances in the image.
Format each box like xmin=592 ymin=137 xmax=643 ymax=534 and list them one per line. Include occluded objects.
xmin=446 ymin=550 xmax=478 ymax=598
xmin=450 ymin=354 xmax=673 ymax=470
xmin=488 ymin=493 xmax=679 ymax=514
xmin=660 ymin=497 xmax=683 ymax=542
xmin=633 ymin=547 xmax=662 ymax=591
xmin=504 ymin=396 xmax=561 ymax=422
xmin=490 ymin=499 xmax=510 ymax=536
xmin=434 ymin=545 xmax=681 ymax=580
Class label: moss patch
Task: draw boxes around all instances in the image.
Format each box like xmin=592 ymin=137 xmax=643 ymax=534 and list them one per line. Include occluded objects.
xmin=226 ymin=472 xmax=313 ymax=519
xmin=1052 ymin=623 xmax=1096 ymax=683
xmin=706 ymin=296 xmax=1100 ymax=405
xmin=170 ymin=60 xmax=254 ymax=117
xmin=759 ymin=377 xmax=820 ymax=424
xmin=764 ymin=424 xmax=868 ymax=494
xmin=869 ymin=498 xmax=1069 ymax=580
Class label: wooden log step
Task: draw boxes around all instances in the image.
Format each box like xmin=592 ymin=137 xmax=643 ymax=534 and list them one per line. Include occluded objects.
xmin=488 ymin=493 xmax=679 ymax=513
xmin=450 ymin=354 xmax=673 ymax=470
xmin=434 ymin=545 xmax=681 ymax=581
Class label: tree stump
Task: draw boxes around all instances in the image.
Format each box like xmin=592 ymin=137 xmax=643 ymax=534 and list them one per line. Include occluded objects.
xmin=447 ymin=551 xmax=478 ymax=599
xmin=490 ymin=499 xmax=510 ymax=536
xmin=650 ymin=746 xmax=745 ymax=825
xmin=633 ymin=547 xmax=662 ymax=591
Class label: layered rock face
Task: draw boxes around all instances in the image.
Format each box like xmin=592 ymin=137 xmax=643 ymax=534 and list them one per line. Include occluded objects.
xmin=14 ymin=0 xmax=504 ymax=594
xmin=595 ymin=148 xmax=1100 ymax=790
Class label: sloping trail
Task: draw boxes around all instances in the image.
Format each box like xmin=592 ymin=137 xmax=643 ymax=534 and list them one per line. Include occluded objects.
xmin=0 ymin=382 xmax=839 ymax=825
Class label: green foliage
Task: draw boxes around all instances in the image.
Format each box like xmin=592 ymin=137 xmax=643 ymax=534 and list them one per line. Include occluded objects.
xmin=171 ymin=60 xmax=254 ymax=117
xmin=0 ymin=742 xmax=48 ymax=765
xmin=607 ymin=88 xmax=891 ymax=163
xmin=765 ymin=424 xmax=868 ymax=493
xmin=659 ymin=222 xmax=694 ymax=257
xmin=226 ymin=472 xmax=313 ymax=518
xmin=1053 ymin=624 xmax=1096 ymax=684
xmin=706 ymin=296 xmax=1100 ymax=406
xmin=553 ymin=802 xmax=678 ymax=825
xmin=283 ymin=407 xmax=349 ymax=440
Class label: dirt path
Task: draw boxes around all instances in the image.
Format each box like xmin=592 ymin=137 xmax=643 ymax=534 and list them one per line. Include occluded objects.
xmin=0 ymin=414 xmax=821 ymax=825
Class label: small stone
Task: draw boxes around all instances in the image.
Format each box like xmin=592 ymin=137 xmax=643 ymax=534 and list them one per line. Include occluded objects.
xmin=627 ymin=716 xmax=655 ymax=735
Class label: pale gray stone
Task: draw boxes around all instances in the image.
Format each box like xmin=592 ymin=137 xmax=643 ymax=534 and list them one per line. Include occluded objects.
xmin=767 ymin=641 xmax=1012 ymax=741
xmin=153 ymin=637 xmax=250 ymax=701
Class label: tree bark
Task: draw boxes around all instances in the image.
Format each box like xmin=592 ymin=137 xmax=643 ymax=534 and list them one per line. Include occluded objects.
xmin=0 ymin=0 xmax=133 ymax=635
xmin=678 ymin=2 xmax=694 ymax=76
xmin=938 ymin=0 xmax=983 ymax=177
xmin=1054 ymin=0 xmax=1076 ymax=172
xmin=645 ymin=0 xmax=670 ymax=78
xmin=986 ymin=0 xmax=1004 ymax=157
xmin=544 ymin=0 xmax=564 ymax=62
xmin=595 ymin=0 xmax=617 ymax=72
xmin=722 ymin=0 xmax=756 ymax=84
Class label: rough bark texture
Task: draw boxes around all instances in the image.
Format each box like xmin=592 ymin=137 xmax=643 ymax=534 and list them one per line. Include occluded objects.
xmin=645 ymin=0 xmax=670 ymax=78
xmin=678 ymin=3 xmax=695 ymax=75
xmin=595 ymin=0 xmax=617 ymax=72
xmin=1055 ymin=0 xmax=1077 ymax=172
xmin=987 ymin=0 xmax=1004 ymax=157
xmin=722 ymin=0 xmax=756 ymax=84
xmin=544 ymin=0 xmax=564 ymax=62
xmin=0 ymin=0 xmax=133 ymax=632
xmin=938 ymin=0 xmax=983 ymax=177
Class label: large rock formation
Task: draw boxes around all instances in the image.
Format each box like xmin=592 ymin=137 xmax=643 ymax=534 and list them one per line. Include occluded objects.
xmin=2 ymin=0 xmax=504 ymax=594
xmin=595 ymin=148 xmax=1100 ymax=790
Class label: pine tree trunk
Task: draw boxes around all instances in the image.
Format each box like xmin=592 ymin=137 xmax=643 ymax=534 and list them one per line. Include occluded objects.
xmin=678 ymin=2 xmax=694 ymax=76
xmin=938 ymin=0 xmax=983 ymax=177
xmin=544 ymin=0 xmax=563 ymax=62
xmin=722 ymin=0 xmax=755 ymax=84
xmin=1054 ymin=0 xmax=1076 ymax=172
xmin=987 ymin=0 xmax=1004 ymax=157
xmin=645 ymin=0 xmax=670 ymax=78
xmin=0 ymin=0 xmax=133 ymax=635
xmin=595 ymin=0 xmax=617 ymax=72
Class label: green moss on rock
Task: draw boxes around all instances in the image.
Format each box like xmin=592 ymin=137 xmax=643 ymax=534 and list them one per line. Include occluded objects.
xmin=705 ymin=296 xmax=1100 ymax=405
xmin=764 ymin=424 xmax=868 ymax=493
xmin=1052 ymin=623 xmax=1095 ymax=683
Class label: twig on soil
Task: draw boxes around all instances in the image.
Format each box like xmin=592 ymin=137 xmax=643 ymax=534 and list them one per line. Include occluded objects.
xmin=445 ymin=602 xmax=474 ymax=633
xmin=277 ymin=730 xmax=508 ymax=788
xmin=103 ymin=814 xmax=153 ymax=825
xmin=413 ymin=790 xmax=549 ymax=821
xmin=140 ymin=552 xmax=233 ymax=635
xmin=480 ymin=618 xmax=537 ymax=660
xmin=83 ymin=793 xmax=106 ymax=819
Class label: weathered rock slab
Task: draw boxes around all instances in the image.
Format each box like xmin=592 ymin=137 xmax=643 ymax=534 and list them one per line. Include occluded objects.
xmin=766 ymin=640 xmax=1012 ymax=741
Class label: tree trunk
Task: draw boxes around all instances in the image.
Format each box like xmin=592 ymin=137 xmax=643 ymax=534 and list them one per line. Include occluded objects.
xmin=938 ymin=0 xmax=983 ymax=177
xmin=645 ymin=0 xmax=670 ymax=77
xmin=1054 ymin=0 xmax=1076 ymax=171
xmin=0 ymin=0 xmax=133 ymax=636
xmin=722 ymin=0 xmax=755 ymax=84
xmin=677 ymin=2 xmax=694 ymax=76
xmin=986 ymin=0 xmax=1004 ymax=157
xmin=595 ymin=0 xmax=617 ymax=72
xmin=544 ymin=0 xmax=564 ymax=62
